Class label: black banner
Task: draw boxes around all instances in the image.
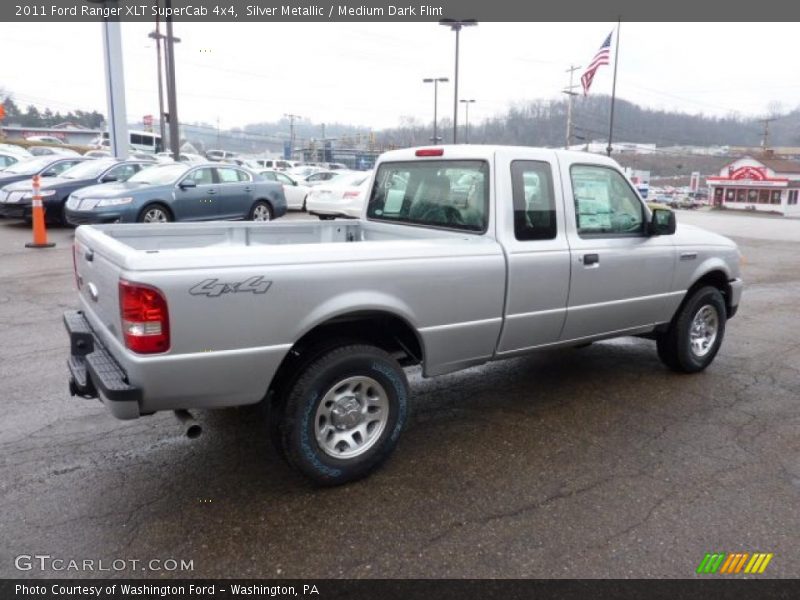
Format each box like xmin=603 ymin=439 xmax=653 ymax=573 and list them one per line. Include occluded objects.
xmin=2 ymin=579 xmax=800 ymax=600
xmin=4 ymin=0 xmax=800 ymax=22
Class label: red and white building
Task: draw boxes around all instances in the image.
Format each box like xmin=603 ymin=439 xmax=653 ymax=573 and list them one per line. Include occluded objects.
xmin=707 ymin=155 xmax=800 ymax=217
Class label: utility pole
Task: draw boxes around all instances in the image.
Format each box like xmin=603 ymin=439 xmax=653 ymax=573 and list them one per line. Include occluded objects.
xmin=562 ymin=64 xmax=581 ymax=149
xmin=162 ymin=0 xmax=181 ymax=160
xmin=760 ymin=117 xmax=777 ymax=150
xmin=147 ymin=14 xmax=167 ymax=151
xmin=284 ymin=113 xmax=301 ymax=159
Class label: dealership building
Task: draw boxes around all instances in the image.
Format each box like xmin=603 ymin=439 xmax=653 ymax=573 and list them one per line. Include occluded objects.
xmin=707 ymin=155 xmax=800 ymax=217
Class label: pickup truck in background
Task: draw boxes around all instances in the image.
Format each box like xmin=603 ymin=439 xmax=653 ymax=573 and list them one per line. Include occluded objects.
xmin=65 ymin=146 xmax=743 ymax=486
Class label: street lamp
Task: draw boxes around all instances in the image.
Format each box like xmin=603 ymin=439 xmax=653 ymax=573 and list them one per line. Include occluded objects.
xmin=423 ymin=77 xmax=449 ymax=145
xmin=460 ymin=99 xmax=475 ymax=143
xmin=439 ymin=19 xmax=477 ymax=144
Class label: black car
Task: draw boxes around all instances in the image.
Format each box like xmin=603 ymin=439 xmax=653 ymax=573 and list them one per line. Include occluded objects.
xmin=0 ymin=155 xmax=89 ymax=189
xmin=0 ymin=158 xmax=155 ymax=224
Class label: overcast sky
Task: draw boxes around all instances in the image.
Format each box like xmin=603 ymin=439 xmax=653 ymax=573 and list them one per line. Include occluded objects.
xmin=1 ymin=22 xmax=798 ymax=131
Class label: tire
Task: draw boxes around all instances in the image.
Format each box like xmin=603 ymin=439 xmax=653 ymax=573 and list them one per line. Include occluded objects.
xmin=656 ymin=286 xmax=727 ymax=373
xmin=250 ymin=200 xmax=272 ymax=221
xmin=318 ymin=215 xmax=335 ymax=221
xmin=276 ymin=344 xmax=409 ymax=486
xmin=138 ymin=204 xmax=171 ymax=223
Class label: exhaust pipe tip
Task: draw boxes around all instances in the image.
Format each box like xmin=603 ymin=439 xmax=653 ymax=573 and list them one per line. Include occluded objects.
xmin=174 ymin=409 xmax=202 ymax=439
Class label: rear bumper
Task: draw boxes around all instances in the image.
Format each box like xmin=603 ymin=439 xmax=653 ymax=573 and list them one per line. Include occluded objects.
xmin=64 ymin=310 xmax=142 ymax=419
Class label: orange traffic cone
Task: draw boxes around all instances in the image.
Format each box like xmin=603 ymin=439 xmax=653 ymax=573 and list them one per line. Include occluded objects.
xmin=25 ymin=174 xmax=55 ymax=249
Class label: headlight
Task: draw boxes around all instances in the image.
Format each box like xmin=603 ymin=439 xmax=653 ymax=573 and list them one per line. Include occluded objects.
xmin=22 ymin=190 xmax=57 ymax=199
xmin=97 ymin=197 xmax=134 ymax=207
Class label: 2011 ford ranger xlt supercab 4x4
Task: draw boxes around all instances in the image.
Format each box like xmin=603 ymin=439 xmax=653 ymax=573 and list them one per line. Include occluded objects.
xmin=65 ymin=145 xmax=743 ymax=485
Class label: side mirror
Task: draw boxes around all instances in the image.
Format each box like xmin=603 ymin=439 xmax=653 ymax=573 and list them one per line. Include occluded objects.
xmin=649 ymin=208 xmax=676 ymax=236
xmin=179 ymin=179 xmax=197 ymax=190
xmin=292 ymin=180 xmax=298 ymax=186
xmin=101 ymin=175 xmax=117 ymax=183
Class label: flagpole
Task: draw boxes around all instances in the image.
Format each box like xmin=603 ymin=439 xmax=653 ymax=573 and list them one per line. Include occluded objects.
xmin=606 ymin=18 xmax=621 ymax=157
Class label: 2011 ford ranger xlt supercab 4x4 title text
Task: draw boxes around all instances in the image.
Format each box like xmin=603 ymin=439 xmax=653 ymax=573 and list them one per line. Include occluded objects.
xmin=65 ymin=146 xmax=743 ymax=485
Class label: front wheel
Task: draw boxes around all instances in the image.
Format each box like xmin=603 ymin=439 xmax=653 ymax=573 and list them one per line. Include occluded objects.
xmin=275 ymin=344 xmax=409 ymax=486
xmin=249 ymin=201 xmax=272 ymax=221
xmin=656 ymin=286 xmax=727 ymax=373
xmin=138 ymin=204 xmax=171 ymax=223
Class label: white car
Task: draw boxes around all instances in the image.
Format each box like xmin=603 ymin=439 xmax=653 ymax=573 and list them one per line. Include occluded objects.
xmin=25 ymin=135 xmax=65 ymax=145
xmin=0 ymin=143 xmax=32 ymax=158
xmin=305 ymin=172 xmax=372 ymax=219
xmin=258 ymin=169 xmax=310 ymax=210
xmin=287 ymin=165 xmax=324 ymax=181
xmin=247 ymin=158 xmax=297 ymax=171
xmin=156 ymin=152 xmax=205 ymax=163
xmin=28 ymin=146 xmax=80 ymax=157
xmin=0 ymin=151 xmax=24 ymax=170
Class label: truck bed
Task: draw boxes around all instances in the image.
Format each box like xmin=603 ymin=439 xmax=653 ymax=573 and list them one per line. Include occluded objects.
xmin=90 ymin=220 xmax=471 ymax=250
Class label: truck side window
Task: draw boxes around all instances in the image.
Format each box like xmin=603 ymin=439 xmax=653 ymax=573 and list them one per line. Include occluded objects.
xmin=511 ymin=161 xmax=557 ymax=240
xmin=570 ymin=165 xmax=645 ymax=236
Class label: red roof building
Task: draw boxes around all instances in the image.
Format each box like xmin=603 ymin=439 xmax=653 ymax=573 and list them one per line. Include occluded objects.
xmin=707 ymin=154 xmax=800 ymax=217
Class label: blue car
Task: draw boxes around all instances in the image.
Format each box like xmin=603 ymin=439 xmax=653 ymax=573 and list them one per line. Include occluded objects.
xmin=65 ymin=163 xmax=287 ymax=225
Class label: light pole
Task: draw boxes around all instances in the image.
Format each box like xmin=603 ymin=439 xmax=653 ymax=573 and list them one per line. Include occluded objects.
xmin=283 ymin=113 xmax=302 ymax=158
xmin=439 ymin=19 xmax=477 ymax=144
xmin=423 ymin=77 xmax=448 ymax=144
xmin=460 ymin=99 xmax=475 ymax=143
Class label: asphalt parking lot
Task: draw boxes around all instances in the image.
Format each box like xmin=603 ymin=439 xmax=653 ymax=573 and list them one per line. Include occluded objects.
xmin=0 ymin=210 xmax=798 ymax=579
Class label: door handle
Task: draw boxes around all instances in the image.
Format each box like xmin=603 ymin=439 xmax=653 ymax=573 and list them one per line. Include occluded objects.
xmin=244 ymin=187 xmax=253 ymax=192
xmin=206 ymin=189 xmax=216 ymax=195
xmin=581 ymin=253 xmax=599 ymax=266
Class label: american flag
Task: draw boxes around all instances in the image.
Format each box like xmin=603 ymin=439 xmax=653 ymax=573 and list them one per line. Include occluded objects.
xmin=581 ymin=31 xmax=613 ymax=96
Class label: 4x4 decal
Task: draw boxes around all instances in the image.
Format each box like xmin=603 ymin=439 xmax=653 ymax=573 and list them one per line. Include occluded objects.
xmin=189 ymin=276 xmax=271 ymax=297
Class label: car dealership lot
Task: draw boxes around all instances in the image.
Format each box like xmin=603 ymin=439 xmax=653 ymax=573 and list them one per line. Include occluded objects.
xmin=0 ymin=211 xmax=798 ymax=578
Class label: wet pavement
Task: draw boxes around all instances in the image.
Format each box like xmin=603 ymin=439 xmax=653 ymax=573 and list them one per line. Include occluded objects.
xmin=0 ymin=211 xmax=798 ymax=578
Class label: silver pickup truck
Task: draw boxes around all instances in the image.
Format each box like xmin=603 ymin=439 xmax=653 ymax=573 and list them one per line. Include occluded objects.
xmin=65 ymin=146 xmax=743 ymax=485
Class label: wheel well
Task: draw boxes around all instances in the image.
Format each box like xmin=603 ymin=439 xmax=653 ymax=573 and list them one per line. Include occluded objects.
xmin=268 ymin=311 xmax=423 ymax=399
xmin=138 ymin=201 xmax=173 ymax=221
xmin=253 ymin=198 xmax=274 ymax=212
xmin=687 ymin=269 xmax=733 ymax=316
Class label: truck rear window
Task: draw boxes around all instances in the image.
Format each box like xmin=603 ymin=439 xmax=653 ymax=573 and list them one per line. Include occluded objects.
xmin=366 ymin=160 xmax=489 ymax=232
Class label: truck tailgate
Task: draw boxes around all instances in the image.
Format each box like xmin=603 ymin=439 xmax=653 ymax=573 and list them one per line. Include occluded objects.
xmin=73 ymin=230 xmax=125 ymax=350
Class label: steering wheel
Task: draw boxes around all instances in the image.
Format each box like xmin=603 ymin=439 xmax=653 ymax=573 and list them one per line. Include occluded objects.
xmin=443 ymin=205 xmax=464 ymax=226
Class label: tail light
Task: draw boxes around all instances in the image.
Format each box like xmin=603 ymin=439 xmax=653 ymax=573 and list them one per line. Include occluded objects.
xmin=119 ymin=280 xmax=170 ymax=354
xmin=343 ymin=190 xmax=361 ymax=199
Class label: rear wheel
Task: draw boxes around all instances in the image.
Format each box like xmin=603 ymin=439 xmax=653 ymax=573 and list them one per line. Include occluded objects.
xmin=138 ymin=204 xmax=171 ymax=223
xmin=275 ymin=344 xmax=409 ymax=486
xmin=250 ymin=200 xmax=272 ymax=221
xmin=656 ymin=286 xmax=727 ymax=373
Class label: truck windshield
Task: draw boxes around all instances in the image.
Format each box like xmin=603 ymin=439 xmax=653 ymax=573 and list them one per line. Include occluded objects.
xmin=366 ymin=160 xmax=489 ymax=232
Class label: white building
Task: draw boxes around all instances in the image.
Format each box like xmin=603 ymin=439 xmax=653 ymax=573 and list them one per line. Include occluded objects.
xmin=707 ymin=155 xmax=800 ymax=217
